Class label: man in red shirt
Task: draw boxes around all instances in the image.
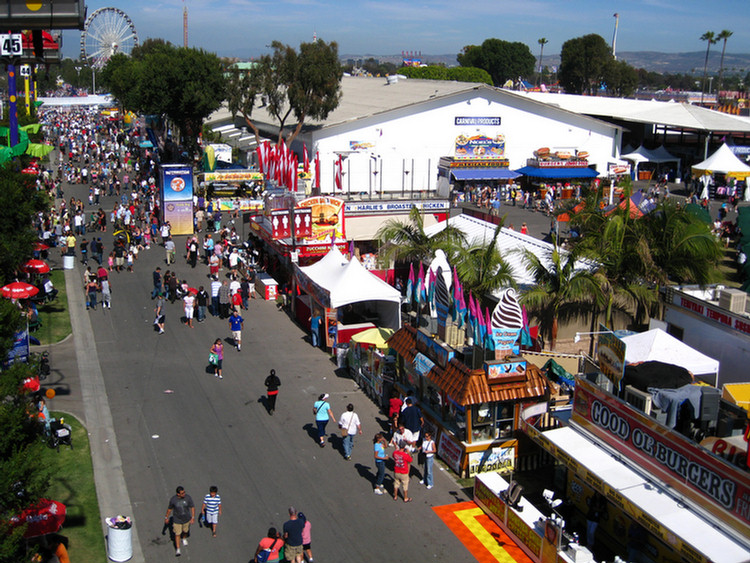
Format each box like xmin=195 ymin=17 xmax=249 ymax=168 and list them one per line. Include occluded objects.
xmin=392 ymin=444 xmax=413 ymax=502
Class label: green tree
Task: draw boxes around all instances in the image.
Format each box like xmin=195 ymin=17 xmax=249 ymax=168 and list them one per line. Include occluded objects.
xmin=454 ymin=221 xmax=516 ymax=301
xmin=457 ymin=38 xmax=535 ymax=86
xmin=376 ymin=206 xmax=466 ymax=266
xmin=520 ymin=240 xmax=600 ymax=350
xmin=101 ymin=39 xmax=226 ymax=156
xmin=640 ymin=200 xmax=723 ymax=286
xmin=397 ymin=65 xmax=492 ymax=85
xmin=0 ymin=171 xmax=47 ymax=284
xmin=716 ymin=30 xmax=733 ymax=95
xmin=603 ymin=59 xmax=638 ymax=97
xmin=559 ymin=34 xmax=612 ymax=94
xmin=227 ymin=39 xmax=342 ymax=147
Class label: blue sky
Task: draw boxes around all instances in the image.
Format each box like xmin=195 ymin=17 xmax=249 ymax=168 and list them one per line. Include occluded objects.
xmin=64 ymin=0 xmax=750 ymax=62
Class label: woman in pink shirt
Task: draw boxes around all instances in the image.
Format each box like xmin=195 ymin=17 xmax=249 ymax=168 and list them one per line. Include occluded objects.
xmin=298 ymin=512 xmax=313 ymax=562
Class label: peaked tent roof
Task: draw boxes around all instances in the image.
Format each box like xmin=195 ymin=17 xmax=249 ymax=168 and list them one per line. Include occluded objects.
xmin=651 ymin=145 xmax=680 ymax=163
xmin=621 ymin=145 xmax=661 ymax=163
xmin=692 ymin=143 xmax=750 ymax=178
xmin=297 ymin=247 xmax=401 ymax=309
xmin=620 ymin=328 xmax=719 ymax=377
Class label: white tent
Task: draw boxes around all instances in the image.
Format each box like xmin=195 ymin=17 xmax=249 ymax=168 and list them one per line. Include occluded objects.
xmin=621 ymin=144 xmax=680 ymax=177
xmin=621 ymin=328 xmax=720 ymax=384
xmin=691 ymin=143 xmax=750 ymax=180
xmin=295 ymin=247 xmax=402 ymax=329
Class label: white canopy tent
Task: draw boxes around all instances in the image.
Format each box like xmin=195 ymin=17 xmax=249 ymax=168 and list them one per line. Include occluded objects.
xmin=621 ymin=144 xmax=681 ymax=178
xmin=295 ymin=246 xmax=402 ymax=329
xmin=620 ymin=328 xmax=720 ymax=385
xmin=692 ymin=143 xmax=750 ymax=179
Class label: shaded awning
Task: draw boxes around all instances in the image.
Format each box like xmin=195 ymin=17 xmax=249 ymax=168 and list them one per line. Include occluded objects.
xmin=451 ymin=167 xmax=521 ymax=181
xmin=515 ymin=166 xmax=599 ymax=179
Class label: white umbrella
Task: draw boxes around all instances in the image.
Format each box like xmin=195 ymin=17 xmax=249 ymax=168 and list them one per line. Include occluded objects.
xmin=700 ymin=175 xmax=710 ymax=200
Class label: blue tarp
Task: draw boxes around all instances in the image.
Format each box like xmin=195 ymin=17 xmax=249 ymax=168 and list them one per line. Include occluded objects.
xmin=515 ymin=166 xmax=599 ymax=179
xmin=451 ymin=168 xmax=521 ymax=181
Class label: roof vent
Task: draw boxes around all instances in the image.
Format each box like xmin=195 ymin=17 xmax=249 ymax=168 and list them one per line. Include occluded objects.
xmin=719 ymin=288 xmax=747 ymax=314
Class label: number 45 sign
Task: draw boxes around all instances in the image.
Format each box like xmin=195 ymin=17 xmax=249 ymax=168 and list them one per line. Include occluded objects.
xmin=0 ymin=33 xmax=23 ymax=57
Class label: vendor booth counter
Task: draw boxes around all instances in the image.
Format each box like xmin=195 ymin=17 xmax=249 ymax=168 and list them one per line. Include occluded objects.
xmin=474 ymin=473 xmax=594 ymax=563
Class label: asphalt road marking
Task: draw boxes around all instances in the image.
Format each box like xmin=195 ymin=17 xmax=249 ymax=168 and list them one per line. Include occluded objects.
xmin=433 ymin=501 xmax=533 ymax=563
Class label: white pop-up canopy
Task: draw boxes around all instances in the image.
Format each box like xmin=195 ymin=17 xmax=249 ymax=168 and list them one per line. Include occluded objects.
xmin=692 ymin=143 xmax=750 ymax=179
xmin=621 ymin=328 xmax=720 ymax=382
xmin=295 ymin=246 xmax=402 ymax=329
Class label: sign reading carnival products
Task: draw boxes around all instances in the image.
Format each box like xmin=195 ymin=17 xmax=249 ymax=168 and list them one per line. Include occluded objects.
xmin=573 ymin=378 xmax=750 ymax=538
xmin=454 ymin=133 xmax=505 ymax=159
xmin=454 ymin=117 xmax=501 ymax=126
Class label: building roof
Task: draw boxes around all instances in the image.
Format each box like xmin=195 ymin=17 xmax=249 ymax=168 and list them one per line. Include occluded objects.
xmin=423 ymin=213 xmax=594 ymax=289
xmin=207 ymin=76 xmax=620 ymax=138
xmin=388 ymin=325 xmax=547 ymax=405
xmin=518 ymin=91 xmax=750 ymax=133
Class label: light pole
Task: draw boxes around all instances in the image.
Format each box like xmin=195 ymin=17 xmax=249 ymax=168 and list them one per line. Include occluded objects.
xmin=74 ymin=66 xmax=81 ymax=88
xmin=537 ymin=38 xmax=548 ymax=86
xmin=612 ymin=13 xmax=620 ymax=60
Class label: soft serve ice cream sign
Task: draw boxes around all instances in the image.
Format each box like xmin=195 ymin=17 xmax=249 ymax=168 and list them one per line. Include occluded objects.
xmin=491 ymin=288 xmax=524 ymax=358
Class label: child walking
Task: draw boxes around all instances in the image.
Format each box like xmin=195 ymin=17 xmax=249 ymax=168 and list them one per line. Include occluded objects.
xmin=201 ymin=486 xmax=222 ymax=538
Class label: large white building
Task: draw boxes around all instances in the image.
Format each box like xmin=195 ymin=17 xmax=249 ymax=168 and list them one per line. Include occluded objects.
xmin=208 ymin=76 xmax=622 ymax=196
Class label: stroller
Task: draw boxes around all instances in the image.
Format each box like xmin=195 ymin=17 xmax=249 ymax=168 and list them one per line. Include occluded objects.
xmin=48 ymin=419 xmax=73 ymax=452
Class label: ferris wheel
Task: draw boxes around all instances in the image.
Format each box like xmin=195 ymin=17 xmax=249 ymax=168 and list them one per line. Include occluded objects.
xmin=80 ymin=7 xmax=138 ymax=70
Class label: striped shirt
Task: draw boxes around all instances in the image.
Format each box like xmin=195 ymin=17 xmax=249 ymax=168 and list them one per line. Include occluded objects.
xmin=203 ymin=493 xmax=221 ymax=516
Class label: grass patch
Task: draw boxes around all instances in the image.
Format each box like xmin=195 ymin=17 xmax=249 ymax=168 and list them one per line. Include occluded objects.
xmin=42 ymin=412 xmax=105 ymax=562
xmin=34 ymin=269 xmax=72 ymax=346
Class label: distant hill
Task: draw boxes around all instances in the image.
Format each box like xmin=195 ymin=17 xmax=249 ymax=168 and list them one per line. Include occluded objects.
xmin=340 ymin=51 xmax=750 ymax=75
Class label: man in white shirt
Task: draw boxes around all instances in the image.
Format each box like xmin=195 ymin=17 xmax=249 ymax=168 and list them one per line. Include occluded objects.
xmin=338 ymin=404 xmax=362 ymax=460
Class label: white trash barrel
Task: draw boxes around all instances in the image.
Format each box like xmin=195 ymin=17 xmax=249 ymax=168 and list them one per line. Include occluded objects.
xmin=63 ymin=255 xmax=75 ymax=270
xmin=106 ymin=517 xmax=133 ymax=562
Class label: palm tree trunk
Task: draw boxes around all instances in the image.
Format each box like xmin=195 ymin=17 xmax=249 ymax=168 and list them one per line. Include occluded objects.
xmin=718 ymin=39 xmax=728 ymax=95
xmin=702 ymin=43 xmax=711 ymax=102
xmin=550 ymin=316 xmax=558 ymax=350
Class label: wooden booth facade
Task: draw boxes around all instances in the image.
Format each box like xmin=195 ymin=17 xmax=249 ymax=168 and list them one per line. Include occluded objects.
xmin=388 ymin=325 xmax=547 ymax=478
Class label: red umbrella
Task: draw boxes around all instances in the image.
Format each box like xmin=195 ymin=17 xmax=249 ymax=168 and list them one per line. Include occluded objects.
xmin=9 ymin=499 xmax=66 ymax=538
xmin=22 ymin=259 xmax=50 ymax=274
xmin=33 ymin=242 xmax=50 ymax=251
xmin=2 ymin=282 xmax=39 ymax=300
xmin=187 ymin=287 xmax=199 ymax=295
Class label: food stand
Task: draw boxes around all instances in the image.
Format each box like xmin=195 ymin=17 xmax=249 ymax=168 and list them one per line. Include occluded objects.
xmin=348 ymin=327 xmax=397 ymax=405
xmin=294 ymin=247 xmax=402 ymax=351
xmin=515 ymin=149 xmax=599 ymax=201
xmin=387 ymin=324 xmax=547 ymax=477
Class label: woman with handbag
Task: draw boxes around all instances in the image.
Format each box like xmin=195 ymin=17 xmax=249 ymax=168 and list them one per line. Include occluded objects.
xmin=253 ymin=527 xmax=282 ymax=563
xmin=313 ymin=394 xmax=335 ymax=448
xmin=209 ymin=339 xmax=224 ymax=379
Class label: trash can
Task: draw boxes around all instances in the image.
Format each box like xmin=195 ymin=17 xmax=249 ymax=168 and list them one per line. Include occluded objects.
xmin=63 ymin=255 xmax=75 ymax=270
xmin=106 ymin=516 xmax=133 ymax=562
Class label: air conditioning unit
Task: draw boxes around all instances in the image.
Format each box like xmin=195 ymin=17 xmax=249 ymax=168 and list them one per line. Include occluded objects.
xmin=624 ymin=385 xmax=653 ymax=415
xmin=719 ymin=288 xmax=747 ymax=314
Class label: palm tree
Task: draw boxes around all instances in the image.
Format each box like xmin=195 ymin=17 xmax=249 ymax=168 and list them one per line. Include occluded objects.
xmin=640 ymin=200 xmax=723 ymax=286
xmin=376 ymin=205 xmax=465 ymax=265
xmin=700 ymin=31 xmax=717 ymax=105
xmin=537 ymin=38 xmax=549 ymax=85
xmin=716 ymin=30 xmax=733 ymax=97
xmin=520 ymin=240 xmax=600 ymax=350
xmin=454 ymin=222 xmax=516 ymax=301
